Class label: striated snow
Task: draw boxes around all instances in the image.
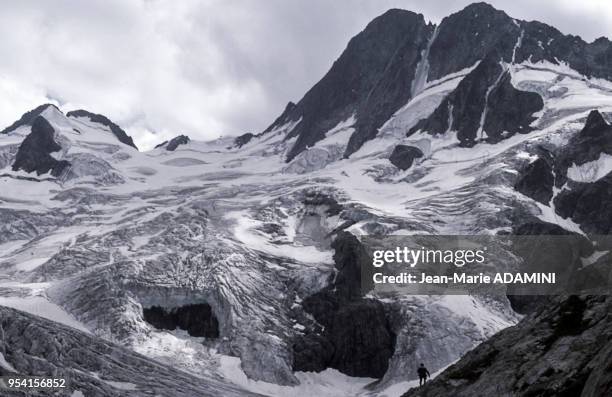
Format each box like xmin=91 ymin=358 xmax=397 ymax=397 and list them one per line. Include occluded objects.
xmin=226 ymin=211 xmax=333 ymax=264
xmin=0 ymin=296 xmax=90 ymax=333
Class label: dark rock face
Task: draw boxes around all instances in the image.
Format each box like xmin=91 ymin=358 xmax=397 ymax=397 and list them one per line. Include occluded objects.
xmin=401 ymin=295 xmax=612 ymax=397
xmin=511 ymin=111 xmax=612 ymax=234
xmin=12 ymin=116 xmax=70 ymax=177
xmin=330 ymin=231 xmax=374 ymax=299
xmin=234 ymin=132 xmax=255 ymax=148
xmin=516 ymin=24 xmax=612 ymax=81
xmin=0 ymin=103 xmax=58 ymax=134
xmin=409 ymin=54 xmax=543 ymax=146
xmin=554 ymin=174 xmax=612 ymax=234
xmin=427 ymin=3 xmax=519 ymax=81
xmin=142 ymin=304 xmax=220 ymax=338
xmin=271 ymin=10 xmax=433 ymax=161
xmin=66 ymin=109 xmax=138 ymax=150
xmin=556 ymin=110 xmax=612 ymax=185
xmin=514 ymin=151 xmax=555 ymax=205
xmin=389 ymin=145 xmax=424 ymax=170
xmin=292 ymin=232 xmax=395 ymax=378
xmin=508 ymin=221 xmax=593 ymax=313
xmin=343 ymin=14 xmax=434 ymax=157
xmin=156 ymin=135 xmax=190 ymax=151
xmin=482 ymin=72 xmax=544 ymax=140
xmin=295 ymin=292 xmax=395 ymax=378
xmin=154 ymin=140 xmax=168 ymax=149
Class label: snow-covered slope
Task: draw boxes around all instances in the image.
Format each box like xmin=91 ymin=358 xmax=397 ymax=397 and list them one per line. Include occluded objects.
xmin=2 ymin=3 xmax=612 ymax=397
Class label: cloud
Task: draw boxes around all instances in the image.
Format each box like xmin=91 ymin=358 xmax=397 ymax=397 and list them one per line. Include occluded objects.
xmin=0 ymin=0 xmax=610 ymax=150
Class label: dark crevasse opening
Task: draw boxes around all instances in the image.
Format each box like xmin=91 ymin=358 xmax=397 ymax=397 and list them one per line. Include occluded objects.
xmin=142 ymin=303 xmax=220 ymax=338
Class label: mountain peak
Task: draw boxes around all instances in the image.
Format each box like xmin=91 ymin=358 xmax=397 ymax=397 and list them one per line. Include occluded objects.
xmin=66 ymin=109 xmax=138 ymax=150
xmin=458 ymin=2 xmax=500 ymax=15
xmin=366 ymin=8 xmax=424 ymax=26
xmin=585 ymin=110 xmax=608 ymax=130
xmin=578 ymin=110 xmax=611 ymax=140
xmin=427 ymin=2 xmax=517 ymax=81
xmin=278 ymin=7 xmax=432 ymax=162
xmin=1 ymin=103 xmax=60 ymax=135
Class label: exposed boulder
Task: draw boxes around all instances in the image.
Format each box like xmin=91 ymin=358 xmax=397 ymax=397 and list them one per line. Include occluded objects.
xmin=143 ymin=304 xmax=219 ymax=338
xmin=11 ymin=116 xmax=70 ymax=177
xmin=66 ymin=109 xmax=138 ymax=150
xmin=402 ymin=295 xmax=612 ymax=397
xmin=389 ymin=145 xmax=424 ymax=170
xmin=0 ymin=103 xmax=58 ymax=134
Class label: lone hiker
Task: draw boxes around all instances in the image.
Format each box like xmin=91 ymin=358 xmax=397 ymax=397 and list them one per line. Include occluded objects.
xmin=417 ymin=363 xmax=430 ymax=386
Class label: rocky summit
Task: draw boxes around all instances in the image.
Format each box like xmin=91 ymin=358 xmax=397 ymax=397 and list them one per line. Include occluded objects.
xmin=0 ymin=2 xmax=611 ymax=396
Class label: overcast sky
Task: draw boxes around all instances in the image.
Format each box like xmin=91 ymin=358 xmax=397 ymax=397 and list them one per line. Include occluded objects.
xmin=0 ymin=0 xmax=610 ymax=150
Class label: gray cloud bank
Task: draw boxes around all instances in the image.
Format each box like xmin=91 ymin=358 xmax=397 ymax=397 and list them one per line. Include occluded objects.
xmin=0 ymin=0 xmax=609 ymax=149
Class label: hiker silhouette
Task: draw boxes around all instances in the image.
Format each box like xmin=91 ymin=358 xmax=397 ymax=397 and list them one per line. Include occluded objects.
xmin=417 ymin=363 xmax=430 ymax=386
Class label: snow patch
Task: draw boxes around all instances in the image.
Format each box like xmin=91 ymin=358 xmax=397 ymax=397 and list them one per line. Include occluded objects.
xmin=567 ymin=152 xmax=612 ymax=183
xmin=0 ymin=296 xmax=90 ymax=333
xmin=226 ymin=211 xmax=333 ymax=264
xmin=219 ymin=355 xmax=375 ymax=397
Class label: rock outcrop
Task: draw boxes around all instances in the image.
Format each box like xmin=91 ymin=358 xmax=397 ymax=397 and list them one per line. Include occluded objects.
xmin=11 ymin=116 xmax=70 ymax=177
xmin=514 ymin=149 xmax=556 ymax=205
xmin=409 ymin=54 xmax=543 ymax=146
xmin=402 ymin=295 xmax=612 ymax=397
xmin=292 ymin=232 xmax=395 ymax=378
xmin=554 ymin=173 xmax=612 ymax=234
xmin=155 ymin=135 xmax=191 ymax=151
xmin=389 ymin=145 xmax=424 ymax=170
xmin=234 ymin=132 xmax=255 ymax=148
